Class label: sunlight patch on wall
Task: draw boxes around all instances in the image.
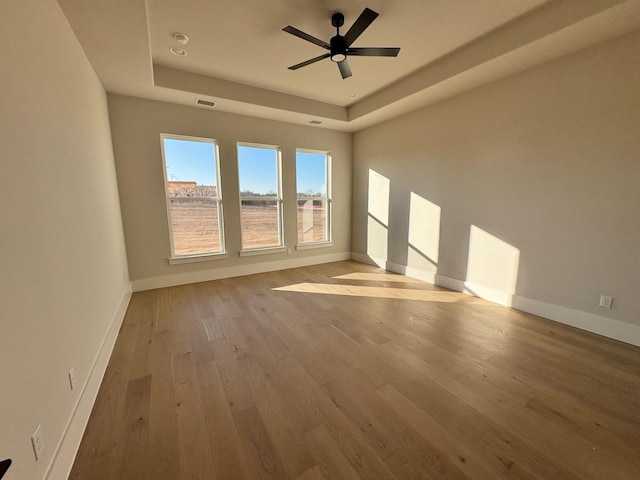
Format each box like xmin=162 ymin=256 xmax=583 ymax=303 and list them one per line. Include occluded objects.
xmin=465 ymin=225 xmax=520 ymax=306
xmin=407 ymin=192 xmax=441 ymax=281
xmin=366 ymin=169 xmax=390 ymax=267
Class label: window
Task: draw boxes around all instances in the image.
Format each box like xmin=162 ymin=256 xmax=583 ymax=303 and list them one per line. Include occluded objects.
xmin=160 ymin=134 xmax=224 ymax=258
xmin=296 ymin=150 xmax=331 ymax=245
xmin=237 ymin=143 xmax=283 ymax=251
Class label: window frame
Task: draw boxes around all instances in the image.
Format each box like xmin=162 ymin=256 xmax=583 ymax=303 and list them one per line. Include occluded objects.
xmin=237 ymin=142 xmax=285 ymax=254
xmin=160 ymin=133 xmax=226 ymax=263
xmin=295 ymin=148 xmax=332 ymax=249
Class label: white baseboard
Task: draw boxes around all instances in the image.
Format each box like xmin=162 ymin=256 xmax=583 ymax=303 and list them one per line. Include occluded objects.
xmin=433 ymin=273 xmax=464 ymax=293
xmin=132 ymin=252 xmax=352 ymax=291
xmin=45 ymin=284 xmax=132 ymax=480
xmin=405 ymin=266 xmax=437 ymax=284
xmin=355 ymin=258 xmax=640 ymax=348
xmin=350 ymin=252 xmax=376 ymax=266
xmin=433 ymin=273 xmax=640 ymax=346
xmin=511 ymin=295 xmax=640 ymax=347
xmin=350 ymin=252 xmax=387 ymax=268
xmin=385 ymin=260 xmax=406 ymax=275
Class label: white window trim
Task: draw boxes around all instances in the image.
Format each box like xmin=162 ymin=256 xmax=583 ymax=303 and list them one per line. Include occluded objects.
xmin=296 ymin=149 xmax=332 ymax=245
xmin=168 ymin=252 xmax=229 ymax=265
xmin=295 ymin=242 xmax=333 ymax=251
xmin=238 ymin=246 xmax=287 ymax=257
xmin=237 ymin=142 xmax=284 ymax=251
xmin=160 ymin=133 xmax=226 ymax=260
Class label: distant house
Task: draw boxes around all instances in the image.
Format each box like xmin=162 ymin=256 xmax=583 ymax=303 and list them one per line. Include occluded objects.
xmin=167 ymin=181 xmax=196 ymax=196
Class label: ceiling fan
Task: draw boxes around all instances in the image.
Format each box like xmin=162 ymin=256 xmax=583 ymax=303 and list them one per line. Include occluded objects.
xmin=283 ymin=7 xmax=400 ymax=79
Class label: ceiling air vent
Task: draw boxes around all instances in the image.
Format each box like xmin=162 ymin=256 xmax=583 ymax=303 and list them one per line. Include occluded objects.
xmin=309 ymin=120 xmax=323 ymax=125
xmin=195 ymin=98 xmax=215 ymax=107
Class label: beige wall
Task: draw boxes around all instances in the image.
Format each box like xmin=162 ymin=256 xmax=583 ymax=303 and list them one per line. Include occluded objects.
xmin=0 ymin=1 xmax=130 ymax=479
xmin=353 ymin=31 xmax=640 ymax=330
xmin=107 ymin=95 xmax=352 ymax=288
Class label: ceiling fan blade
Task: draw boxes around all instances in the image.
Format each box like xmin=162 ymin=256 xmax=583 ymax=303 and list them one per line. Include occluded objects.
xmin=343 ymin=8 xmax=379 ymax=46
xmin=288 ymin=53 xmax=331 ymax=70
xmin=283 ymin=26 xmax=330 ymax=49
xmin=347 ymin=47 xmax=400 ymax=57
xmin=338 ymin=59 xmax=352 ymax=79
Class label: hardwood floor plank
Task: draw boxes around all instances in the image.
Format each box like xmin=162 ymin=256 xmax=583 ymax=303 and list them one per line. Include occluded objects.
xmin=303 ymin=425 xmax=362 ymax=480
xmin=293 ymin=465 xmax=328 ymax=480
xmin=146 ymin=329 xmax=179 ymax=480
xmin=233 ymin=406 xmax=287 ymax=479
xmin=321 ymin=378 xmax=403 ymax=460
xmin=321 ymin=372 xmax=467 ymax=480
xmin=378 ymin=340 xmax=599 ymax=480
xmin=128 ymin=291 xmax=158 ymax=381
xmin=70 ymin=261 xmax=640 ymax=480
xmin=121 ymin=375 xmax=152 ymax=480
xmin=173 ymin=352 xmax=216 ymax=479
xmin=69 ymin=312 xmax=140 ymax=479
xmin=238 ymin=354 xmax=317 ymax=477
xmin=377 ymin=383 xmax=508 ymax=480
xmin=196 ymin=360 xmax=251 ymax=480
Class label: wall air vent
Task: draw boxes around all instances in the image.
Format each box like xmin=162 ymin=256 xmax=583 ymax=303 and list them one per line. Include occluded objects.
xmin=195 ymin=99 xmax=215 ymax=107
xmin=309 ymin=120 xmax=323 ymax=125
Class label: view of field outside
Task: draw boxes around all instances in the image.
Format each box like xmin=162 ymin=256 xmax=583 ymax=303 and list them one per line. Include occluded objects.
xmin=169 ymin=199 xmax=220 ymax=255
xmin=298 ymin=199 xmax=328 ymax=243
xmin=163 ymin=137 xmax=329 ymax=256
xmin=238 ymin=145 xmax=282 ymax=249
xmin=169 ymin=200 xmax=326 ymax=255
xmin=296 ymin=151 xmax=329 ymax=244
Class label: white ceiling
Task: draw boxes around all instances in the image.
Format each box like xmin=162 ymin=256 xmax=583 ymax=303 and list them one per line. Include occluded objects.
xmin=58 ymin=0 xmax=640 ymax=132
xmin=148 ymin=0 xmax=546 ymax=106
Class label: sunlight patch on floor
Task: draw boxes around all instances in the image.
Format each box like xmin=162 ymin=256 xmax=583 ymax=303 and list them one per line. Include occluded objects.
xmin=333 ymin=272 xmax=426 ymax=284
xmin=274 ymin=282 xmax=463 ymax=302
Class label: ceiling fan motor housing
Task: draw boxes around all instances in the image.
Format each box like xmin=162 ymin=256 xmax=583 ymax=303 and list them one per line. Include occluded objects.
xmin=330 ymin=35 xmax=348 ymax=61
xmin=331 ymin=12 xmax=345 ymax=28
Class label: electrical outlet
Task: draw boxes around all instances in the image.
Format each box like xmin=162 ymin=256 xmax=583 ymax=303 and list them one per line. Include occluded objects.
xmin=31 ymin=425 xmax=44 ymax=461
xmin=599 ymin=295 xmax=613 ymax=309
xmin=287 ymin=248 xmax=292 ymax=255
xmin=68 ymin=367 xmax=76 ymax=390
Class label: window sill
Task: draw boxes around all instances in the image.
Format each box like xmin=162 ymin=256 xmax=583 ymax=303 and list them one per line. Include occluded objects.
xmin=296 ymin=242 xmax=333 ymax=251
xmin=239 ymin=246 xmax=286 ymax=257
xmin=168 ymin=252 xmax=228 ymax=265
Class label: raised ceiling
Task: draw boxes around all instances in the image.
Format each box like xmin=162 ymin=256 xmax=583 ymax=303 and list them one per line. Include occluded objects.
xmin=59 ymin=0 xmax=640 ymax=131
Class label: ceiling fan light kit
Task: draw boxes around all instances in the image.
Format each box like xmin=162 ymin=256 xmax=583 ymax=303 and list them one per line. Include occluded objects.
xmin=283 ymin=7 xmax=400 ymax=79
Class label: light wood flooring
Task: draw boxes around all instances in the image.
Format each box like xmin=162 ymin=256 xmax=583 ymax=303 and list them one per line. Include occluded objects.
xmin=70 ymin=261 xmax=640 ymax=479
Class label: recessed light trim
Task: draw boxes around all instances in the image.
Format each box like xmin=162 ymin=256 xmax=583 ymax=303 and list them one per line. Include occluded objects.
xmin=347 ymin=93 xmax=357 ymax=98
xmin=173 ymin=33 xmax=189 ymax=45
xmin=170 ymin=47 xmax=188 ymax=56
xmin=309 ymin=120 xmax=323 ymax=125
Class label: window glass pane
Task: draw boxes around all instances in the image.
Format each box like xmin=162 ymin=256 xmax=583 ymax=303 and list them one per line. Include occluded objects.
xmin=164 ymin=139 xmax=218 ymax=192
xmin=170 ymin=199 xmax=221 ymax=255
xmin=162 ymin=137 xmax=223 ymax=256
xmin=241 ymin=199 xmax=280 ymax=248
xmin=296 ymin=150 xmax=329 ymax=244
xmin=237 ymin=144 xmax=282 ymax=249
xmin=297 ymin=199 xmax=327 ymax=243
xmin=238 ymin=145 xmax=278 ymax=196
xmin=296 ymin=152 xmax=327 ymax=197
